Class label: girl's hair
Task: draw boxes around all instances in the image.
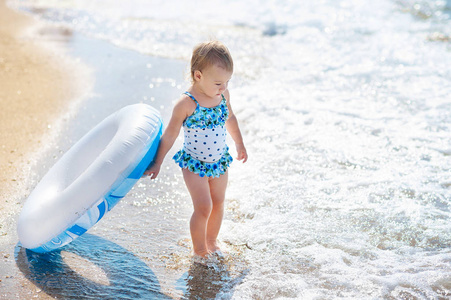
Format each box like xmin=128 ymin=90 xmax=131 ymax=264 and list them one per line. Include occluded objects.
xmin=190 ymin=41 xmax=233 ymax=82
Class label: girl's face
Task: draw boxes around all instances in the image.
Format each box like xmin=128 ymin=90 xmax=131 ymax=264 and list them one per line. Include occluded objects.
xmin=195 ymin=64 xmax=232 ymax=99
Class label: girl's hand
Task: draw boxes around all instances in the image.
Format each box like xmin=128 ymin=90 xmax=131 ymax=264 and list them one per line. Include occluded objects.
xmin=236 ymin=143 xmax=248 ymax=163
xmin=143 ymin=163 xmax=161 ymax=179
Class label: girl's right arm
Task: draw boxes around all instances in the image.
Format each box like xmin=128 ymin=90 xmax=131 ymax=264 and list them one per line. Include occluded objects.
xmin=144 ymin=97 xmax=192 ymax=179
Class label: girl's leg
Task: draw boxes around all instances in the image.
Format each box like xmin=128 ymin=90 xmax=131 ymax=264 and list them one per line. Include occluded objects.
xmin=182 ymin=168 xmax=212 ymax=257
xmin=206 ymin=171 xmax=228 ymax=252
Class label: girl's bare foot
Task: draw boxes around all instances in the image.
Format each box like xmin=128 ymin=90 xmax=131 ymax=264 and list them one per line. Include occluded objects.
xmin=207 ymin=239 xmax=221 ymax=253
xmin=192 ymin=250 xmax=214 ymax=266
xmin=193 ymin=249 xmax=212 ymax=258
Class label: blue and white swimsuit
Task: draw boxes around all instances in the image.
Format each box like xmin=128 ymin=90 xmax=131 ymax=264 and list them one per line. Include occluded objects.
xmin=173 ymin=91 xmax=233 ymax=177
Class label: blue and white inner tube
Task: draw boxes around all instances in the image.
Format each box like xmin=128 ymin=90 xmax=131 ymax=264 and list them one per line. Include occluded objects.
xmin=17 ymin=104 xmax=162 ymax=253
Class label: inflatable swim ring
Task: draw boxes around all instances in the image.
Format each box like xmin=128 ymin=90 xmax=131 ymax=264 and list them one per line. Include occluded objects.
xmin=17 ymin=104 xmax=162 ymax=253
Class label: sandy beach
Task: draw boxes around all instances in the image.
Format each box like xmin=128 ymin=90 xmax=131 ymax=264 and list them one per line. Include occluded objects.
xmin=3 ymin=0 xmax=449 ymax=298
xmin=0 ymin=1 xmax=89 ymax=297
xmin=0 ymin=0 xmax=84 ymax=202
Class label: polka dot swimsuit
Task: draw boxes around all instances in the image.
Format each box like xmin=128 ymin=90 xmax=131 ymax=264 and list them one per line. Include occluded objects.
xmin=172 ymin=92 xmax=233 ymax=178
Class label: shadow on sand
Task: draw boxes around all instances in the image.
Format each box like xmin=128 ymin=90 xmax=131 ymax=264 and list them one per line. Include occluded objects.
xmin=15 ymin=233 xmax=172 ymax=299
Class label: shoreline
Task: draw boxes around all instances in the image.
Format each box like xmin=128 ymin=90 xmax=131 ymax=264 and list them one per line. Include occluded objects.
xmin=0 ymin=1 xmax=90 ymax=297
xmin=0 ymin=0 xmax=88 ymax=203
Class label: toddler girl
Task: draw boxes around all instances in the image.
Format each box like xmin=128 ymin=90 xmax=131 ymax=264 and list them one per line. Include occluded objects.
xmin=144 ymin=41 xmax=248 ymax=259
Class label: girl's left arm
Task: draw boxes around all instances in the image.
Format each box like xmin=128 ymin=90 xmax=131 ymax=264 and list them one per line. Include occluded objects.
xmin=224 ymin=90 xmax=248 ymax=163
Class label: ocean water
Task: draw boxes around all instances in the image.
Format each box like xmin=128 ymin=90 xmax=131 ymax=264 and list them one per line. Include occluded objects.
xmin=8 ymin=0 xmax=451 ymax=299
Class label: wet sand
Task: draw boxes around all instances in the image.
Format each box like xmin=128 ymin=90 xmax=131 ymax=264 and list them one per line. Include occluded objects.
xmin=0 ymin=1 xmax=89 ymax=297
xmin=0 ymin=0 xmax=85 ymax=201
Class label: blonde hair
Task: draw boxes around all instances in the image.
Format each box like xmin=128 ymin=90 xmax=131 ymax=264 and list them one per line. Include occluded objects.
xmin=190 ymin=41 xmax=233 ymax=82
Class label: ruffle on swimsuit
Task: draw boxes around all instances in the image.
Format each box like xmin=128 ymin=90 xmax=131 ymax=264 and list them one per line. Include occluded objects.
xmin=173 ymin=147 xmax=233 ymax=178
xmin=173 ymin=92 xmax=233 ymax=178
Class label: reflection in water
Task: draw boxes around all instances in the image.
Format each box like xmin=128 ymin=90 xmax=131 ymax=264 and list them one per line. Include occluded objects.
xmin=178 ymin=258 xmax=248 ymax=300
xmin=15 ymin=234 xmax=171 ymax=299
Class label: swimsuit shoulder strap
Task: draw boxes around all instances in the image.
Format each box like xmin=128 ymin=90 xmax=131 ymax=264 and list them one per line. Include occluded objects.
xmin=184 ymin=91 xmax=198 ymax=104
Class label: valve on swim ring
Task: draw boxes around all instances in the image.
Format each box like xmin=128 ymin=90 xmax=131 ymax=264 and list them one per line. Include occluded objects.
xmin=17 ymin=104 xmax=162 ymax=253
